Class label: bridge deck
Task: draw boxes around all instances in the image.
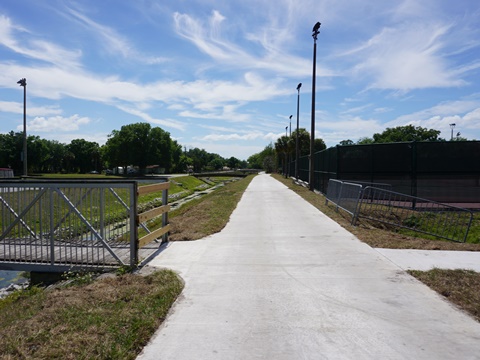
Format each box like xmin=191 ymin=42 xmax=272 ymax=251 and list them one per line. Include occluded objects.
xmin=0 ymin=239 xmax=163 ymax=271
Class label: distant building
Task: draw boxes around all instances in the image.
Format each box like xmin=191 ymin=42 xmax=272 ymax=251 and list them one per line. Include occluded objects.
xmin=0 ymin=168 xmax=13 ymax=178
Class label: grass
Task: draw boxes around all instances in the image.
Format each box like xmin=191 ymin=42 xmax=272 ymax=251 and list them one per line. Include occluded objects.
xmin=408 ymin=269 xmax=480 ymax=322
xmin=0 ymin=269 xmax=183 ymax=359
xmin=168 ymin=175 xmax=255 ymax=240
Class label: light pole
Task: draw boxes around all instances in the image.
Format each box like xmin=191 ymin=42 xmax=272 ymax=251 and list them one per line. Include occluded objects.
xmin=17 ymin=78 xmax=27 ymax=177
xmin=295 ymin=82 xmax=302 ymax=179
xmin=309 ymin=22 xmax=320 ymax=191
xmin=289 ymin=115 xmax=292 ymax=136
xmin=285 ymin=126 xmax=288 ymax=137
xmin=450 ymin=123 xmax=456 ymax=141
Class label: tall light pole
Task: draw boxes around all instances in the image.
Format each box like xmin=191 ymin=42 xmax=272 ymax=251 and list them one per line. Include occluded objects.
xmin=449 ymin=123 xmax=456 ymax=141
xmin=309 ymin=22 xmax=320 ymax=191
xmin=17 ymin=78 xmax=27 ymax=177
xmin=295 ymin=82 xmax=302 ymax=179
xmin=285 ymin=126 xmax=288 ymax=137
xmin=289 ymin=115 xmax=292 ymax=136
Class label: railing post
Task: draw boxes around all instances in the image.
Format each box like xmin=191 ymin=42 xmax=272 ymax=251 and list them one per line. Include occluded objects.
xmin=131 ymin=182 xmax=139 ymax=266
xmin=162 ymin=185 xmax=169 ymax=244
xmin=49 ymin=187 xmax=55 ymax=265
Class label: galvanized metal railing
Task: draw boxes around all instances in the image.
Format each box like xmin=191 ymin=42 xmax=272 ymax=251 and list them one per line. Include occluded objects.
xmin=0 ymin=179 xmax=170 ymax=272
xmin=325 ymin=179 xmax=473 ymax=243
xmin=355 ymin=186 xmax=473 ymax=243
xmin=325 ymin=179 xmax=363 ymax=221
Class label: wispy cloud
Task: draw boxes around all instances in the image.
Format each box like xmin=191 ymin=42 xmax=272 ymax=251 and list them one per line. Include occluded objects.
xmin=173 ymin=10 xmax=332 ymax=78
xmin=346 ymin=23 xmax=467 ymax=91
xmin=61 ymin=5 xmax=168 ymax=64
xmin=0 ymin=15 xmax=81 ymax=69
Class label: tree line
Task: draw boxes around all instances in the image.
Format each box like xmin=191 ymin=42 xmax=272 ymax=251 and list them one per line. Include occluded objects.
xmin=247 ymin=128 xmax=326 ymax=173
xmin=0 ymin=122 xmax=246 ymax=175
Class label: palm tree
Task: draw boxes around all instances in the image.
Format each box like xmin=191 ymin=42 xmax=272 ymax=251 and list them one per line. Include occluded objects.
xmin=275 ymin=136 xmax=287 ymax=176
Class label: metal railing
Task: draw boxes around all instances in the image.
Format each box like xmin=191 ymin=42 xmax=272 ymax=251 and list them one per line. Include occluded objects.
xmin=0 ymin=179 xmax=170 ymax=272
xmin=354 ymin=187 xmax=473 ymax=243
xmin=325 ymin=179 xmax=362 ymax=221
xmin=325 ymin=179 xmax=473 ymax=243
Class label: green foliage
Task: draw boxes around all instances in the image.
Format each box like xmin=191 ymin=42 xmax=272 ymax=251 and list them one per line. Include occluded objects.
xmin=248 ymin=143 xmax=275 ymax=172
xmin=372 ymin=125 xmax=443 ymax=143
xmin=356 ymin=137 xmax=375 ymax=144
xmin=0 ymin=286 xmax=43 ymax=310
xmin=62 ymin=270 xmax=97 ymax=286
xmin=115 ymin=265 xmax=137 ymax=276
xmin=0 ymin=122 xmax=246 ymax=176
xmin=66 ymin=138 xmax=101 ymax=173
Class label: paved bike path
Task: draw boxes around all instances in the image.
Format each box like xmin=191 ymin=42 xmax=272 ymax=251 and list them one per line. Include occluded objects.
xmin=137 ymin=174 xmax=480 ymax=360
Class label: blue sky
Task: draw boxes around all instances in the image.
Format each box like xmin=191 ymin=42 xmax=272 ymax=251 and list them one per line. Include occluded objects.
xmin=0 ymin=0 xmax=479 ymax=160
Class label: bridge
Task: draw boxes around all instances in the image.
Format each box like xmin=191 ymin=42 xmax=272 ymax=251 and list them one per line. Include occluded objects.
xmin=0 ymin=179 xmax=170 ymax=273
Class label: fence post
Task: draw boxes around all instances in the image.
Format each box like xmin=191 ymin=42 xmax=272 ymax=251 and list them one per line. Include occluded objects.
xmin=411 ymin=141 xmax=417 ymax=209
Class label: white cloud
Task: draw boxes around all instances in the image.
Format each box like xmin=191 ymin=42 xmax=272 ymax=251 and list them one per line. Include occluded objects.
xmin=26 ymin=114 xmax=91 ymax=132
xmin=0 ymin=101 xmax=62 ymax=117
xmin=117 ymin=106 xmax=187 ymax=131
xmin=198 ymin=132 xmax=265 ymax=141
xmin=385 ymin=99 xmax=480 ymax=140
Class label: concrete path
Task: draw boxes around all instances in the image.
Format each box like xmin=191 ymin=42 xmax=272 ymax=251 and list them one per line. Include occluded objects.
xmin=375 ymin=248 xmax=480 ymax=272
xmin=137 ymin=174 xmax=480 ymax=360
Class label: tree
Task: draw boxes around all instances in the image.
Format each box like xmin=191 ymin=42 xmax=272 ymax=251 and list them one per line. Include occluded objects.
xmin=356 ymin=137 xmax=374 ymax=145
xmin=338 ymin=139 xmax=354 ymax=146
xmin=67 ymin=139 xmax=101 ymax=173
xmin=226 ymin=156 xmax=241 ymax=169
xmin=149 ymin=126 xmax=174 ymax=172
xmin=44 ymin=140 xmax=67 ymax=173
xmin=0 ymin=132 xmax=22 ymax=174
xmin=247 ymin=143 xmax=275 ymax=172
xmin=103 ymin=123 xmax=179 ymax=173
xmin=314 ymin=138 xmax=326 ymax=153
xmin=372 ymin=125 xmax=442 ymax=143
xmin=292 ymin=128 xmax=311 ymax=156
xmin=209 ymin=157 xmax=225 ymax=170
xmin=186 ymin=148 xmax=209 ymax=172
xmin=275 ymin=135 xmax=294 ymax=176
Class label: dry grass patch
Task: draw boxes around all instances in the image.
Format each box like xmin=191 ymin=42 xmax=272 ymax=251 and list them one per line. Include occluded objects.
xmin=409 ymin=269 xmax=480 ymax=322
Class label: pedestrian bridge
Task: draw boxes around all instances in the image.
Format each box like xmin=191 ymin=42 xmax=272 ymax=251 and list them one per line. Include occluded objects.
xmin=0 ymin=179 xmax=170 ymax=273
